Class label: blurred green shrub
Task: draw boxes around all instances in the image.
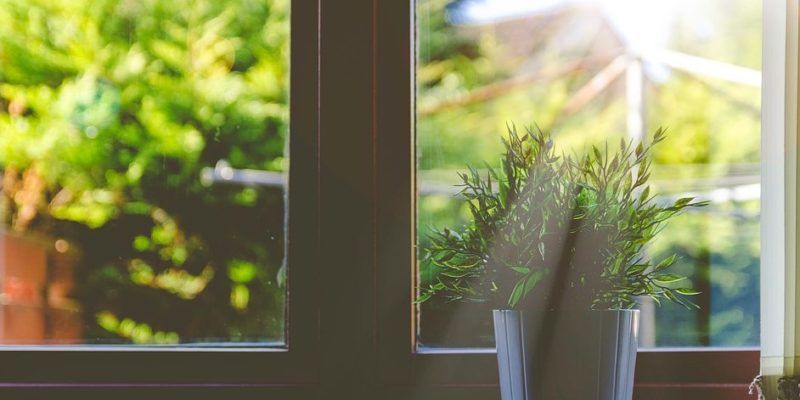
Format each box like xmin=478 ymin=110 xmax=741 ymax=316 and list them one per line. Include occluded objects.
xmin=0 ymin=0 xmax=289 ymax=342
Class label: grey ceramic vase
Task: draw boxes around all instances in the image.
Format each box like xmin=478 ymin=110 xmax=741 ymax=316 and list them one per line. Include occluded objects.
xmin=493 ymin=309 xmax=639 ymax=400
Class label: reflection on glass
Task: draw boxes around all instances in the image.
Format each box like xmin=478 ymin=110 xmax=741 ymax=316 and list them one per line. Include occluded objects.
xmin=0 ymin=0 xmax=289 ymax=345
xmin=416 ymin=0 xmax=760 ymax=348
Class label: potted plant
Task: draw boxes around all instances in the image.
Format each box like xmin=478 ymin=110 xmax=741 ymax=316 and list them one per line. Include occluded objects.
xmin=418 ymin=126 xmax=704 ymax=400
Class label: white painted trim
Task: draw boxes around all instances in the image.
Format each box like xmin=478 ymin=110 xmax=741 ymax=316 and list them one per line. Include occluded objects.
xmin=760 ymin=0 xmax=800 ymax=390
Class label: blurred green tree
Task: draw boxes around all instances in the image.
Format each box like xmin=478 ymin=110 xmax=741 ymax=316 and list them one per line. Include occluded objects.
xmin=0 ymin=0 xmax=289 ymax=343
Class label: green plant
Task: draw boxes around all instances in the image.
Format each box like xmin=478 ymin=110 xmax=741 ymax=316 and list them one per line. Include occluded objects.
xmin=0 ymin=0 xmax=289 ymax=342
xmin=418 ymin=125 xmax=706 ymax=310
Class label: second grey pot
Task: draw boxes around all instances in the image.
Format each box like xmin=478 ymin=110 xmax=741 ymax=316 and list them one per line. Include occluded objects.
xmin=493 ymin=309 xmax=639 ymax=400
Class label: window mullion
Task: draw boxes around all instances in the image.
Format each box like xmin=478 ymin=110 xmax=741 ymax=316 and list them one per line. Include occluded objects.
xmin=317 ymin=0 xmax=378 ymax=397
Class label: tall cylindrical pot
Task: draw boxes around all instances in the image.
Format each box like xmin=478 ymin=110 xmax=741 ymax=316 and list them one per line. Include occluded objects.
xmin=493 ymin=309 xmax=639 ymax=400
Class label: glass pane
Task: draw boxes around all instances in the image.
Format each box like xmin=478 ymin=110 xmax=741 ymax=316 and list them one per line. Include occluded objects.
xmin=0 ymin=0 xmax=289 ymax=345
xmin=416 ymin=0 xmax=760 ymax=349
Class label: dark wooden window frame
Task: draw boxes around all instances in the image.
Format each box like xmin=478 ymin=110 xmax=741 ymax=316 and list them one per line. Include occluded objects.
xmin=0 ymin=1 xmax=759 ymax=399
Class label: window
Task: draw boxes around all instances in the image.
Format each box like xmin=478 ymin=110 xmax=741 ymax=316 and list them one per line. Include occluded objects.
xmin=415 ymin=0 xmax=761 ymax=350
xmin=0 ymin=0 xmax=319 ymax=392
xmin=375 ymin=0 xmax=760 ymax=398
xmin=0 ymin=0 xmax=789 ymax=398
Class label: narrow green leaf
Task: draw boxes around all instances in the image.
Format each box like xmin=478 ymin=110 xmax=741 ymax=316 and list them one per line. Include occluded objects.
xmin=524 ymin=270 xmax=546 ymax=295
xmin=674 ymin=197 xmax=694 ymax=208
xmin=653 ymin=273 xmax=686 ymax=284
xmin=436 ymin=251 xmax=455 ymax=263
xmin=635 ymin=142 xmax=644 ymax=157
xmin=655 ymin=254 xmax=677 ymax=271
xmin=442 ymin=270 xmax=471 ymax=278
xmin=639 ymin=186 xmax=650 ymax=203
xmin=592 ymin=146 xmax=602 ymax=161
xmin=511 ymin=266 xmax=531 ymax=274
xmin=508 ymin=279 xmax=526 ymax=307
xmin=415 ymin=292 xmax=432 ymax=304
xmin=626 ymin=264 xmax=647 ymax=276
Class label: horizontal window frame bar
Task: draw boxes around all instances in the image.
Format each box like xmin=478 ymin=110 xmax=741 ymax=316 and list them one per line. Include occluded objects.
xmin=0 ymin=385 xmax=318 ymax=400
xmin=405 ymin=349 xmax=759 ymax=385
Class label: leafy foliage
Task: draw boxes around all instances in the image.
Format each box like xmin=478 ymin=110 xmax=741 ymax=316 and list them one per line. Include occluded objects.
xmin=419 ymin=126 xmax=706 ymax=310
xmin=0 ymin=0 xmax=288 ymax=342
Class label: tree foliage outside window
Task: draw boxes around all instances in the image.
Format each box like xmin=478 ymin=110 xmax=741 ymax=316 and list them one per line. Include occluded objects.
xmin=0 ymin=0 xmax=289 ymax=343
xmin=416 ymin=0 xmax=760 ymax=348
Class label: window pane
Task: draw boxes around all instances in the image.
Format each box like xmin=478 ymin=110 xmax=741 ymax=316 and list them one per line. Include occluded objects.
xmin=0 ymin=0 xmax=289 ymax=345
xmin=416 ymin=0 xmax=760 ymax=349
